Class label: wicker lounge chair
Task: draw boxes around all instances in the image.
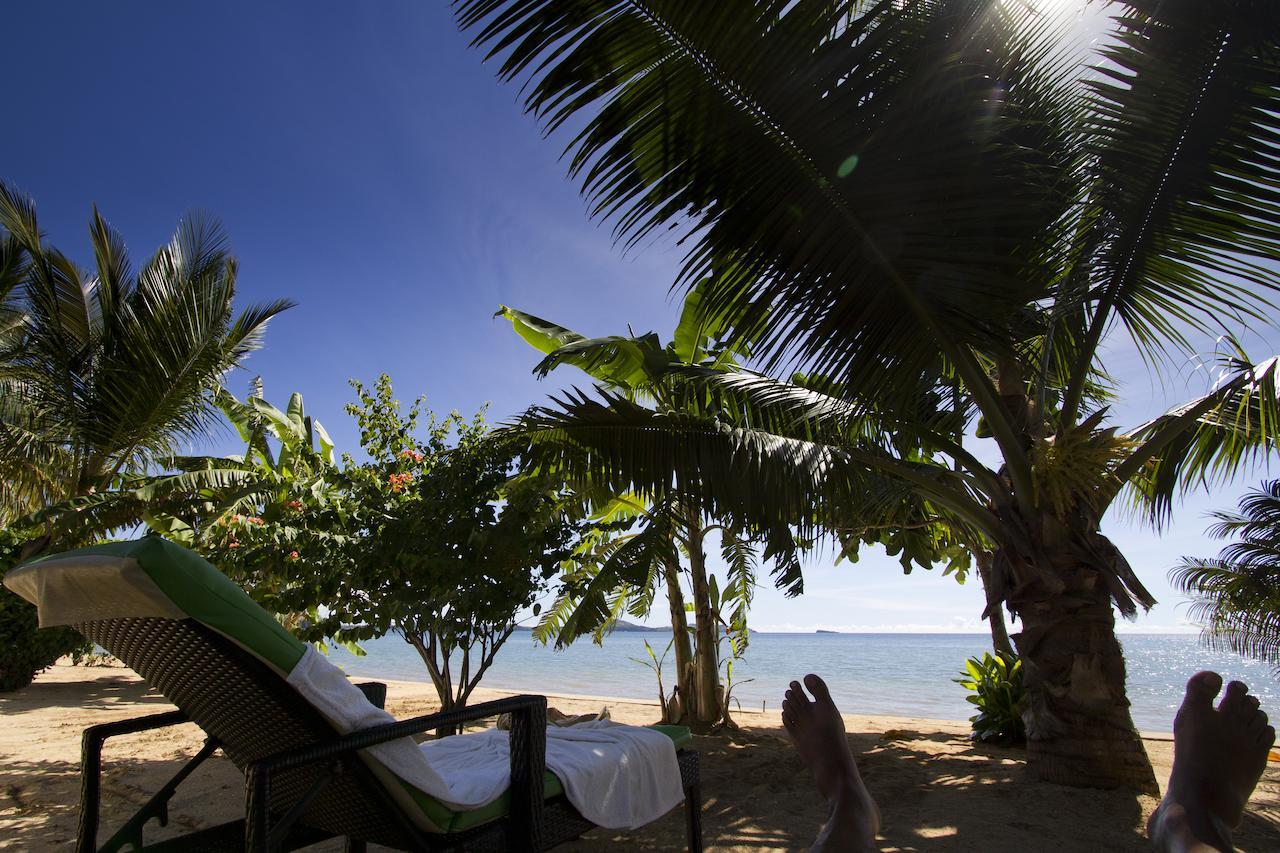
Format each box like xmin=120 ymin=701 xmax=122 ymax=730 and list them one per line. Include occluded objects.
xmin=3 ymin=536 xmax=703 ymax=852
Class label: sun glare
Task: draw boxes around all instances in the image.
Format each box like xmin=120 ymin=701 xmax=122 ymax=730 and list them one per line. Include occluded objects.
xmin=1018 ymin=0 xmax=1086 ymax=21
xmin=1006 ymin=0 xmax=1112 ymax=53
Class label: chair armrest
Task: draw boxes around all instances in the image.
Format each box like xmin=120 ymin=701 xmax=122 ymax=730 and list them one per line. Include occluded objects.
xmin=250 ymin=694 xmax=545 ymax=772
xmin=77 ymin=710 xmax=195 ymax=853
xmin=84 ymin=709 xmax=189 ymax=743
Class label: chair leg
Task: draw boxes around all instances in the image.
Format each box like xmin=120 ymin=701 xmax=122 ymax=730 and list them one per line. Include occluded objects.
xmin=344 ymin=838 xmax=367 ymax=853
xmin=78 ymin=728 xmax=106 ymax=853
xmin=685 ymin=781 xmax=703 ymax=853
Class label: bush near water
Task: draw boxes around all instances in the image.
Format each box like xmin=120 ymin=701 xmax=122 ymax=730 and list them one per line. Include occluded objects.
xmin=0 ymin=530 xmax=89 ymax=692
xmin=955 ymin=651 xmax=1027 ymax=746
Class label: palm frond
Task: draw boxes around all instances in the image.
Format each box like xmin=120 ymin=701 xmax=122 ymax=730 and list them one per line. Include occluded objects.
xmin=1123 ymin=353 xmax=1280 ymax=526
xmin=459 ymin=0 xmax=1083 ymax=402
xmin=719 ymin=525 xmax=757 ymax=656
xmin=1172 ymin=479 xmax=1280 ymax=672
xmin=0 ymin=185 xmax=290 ymax=532
xmin=1070 ymin=1 xmax=1280 ymax=384
xmin=537 ymin=501 xmax=678 ymax=646
xmin=509 ymin=384 xmax=1001 ymax=548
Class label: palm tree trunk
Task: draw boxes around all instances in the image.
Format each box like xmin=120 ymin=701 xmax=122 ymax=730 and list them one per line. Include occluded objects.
xmin=1006 ymin=537 xmax=1158 ymax=793
xmin=974 ymin=551 xmax=1014 ymax=656
xmin=988 ymin=606 xmax=1014 ymax=659
xmin=683 ymin=507 xmax=722 ymax=732
xmin=661 ymin=554 xmax=696 ymax=725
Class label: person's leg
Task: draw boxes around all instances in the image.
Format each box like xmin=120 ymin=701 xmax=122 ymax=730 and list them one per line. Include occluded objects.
xmin=1148 ymin=671 xmax=1275 ymax=852
xmin=782 ymin=674 xmax=881 ymax=852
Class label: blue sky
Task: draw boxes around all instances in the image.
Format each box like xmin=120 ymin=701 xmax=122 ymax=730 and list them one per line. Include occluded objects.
xmin=4 ymin=2 xmax=1275 ymax=633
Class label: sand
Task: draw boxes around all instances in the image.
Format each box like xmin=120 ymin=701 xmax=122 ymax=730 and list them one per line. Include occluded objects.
xmin=3 ymin=663 xmax=1279 ymax=851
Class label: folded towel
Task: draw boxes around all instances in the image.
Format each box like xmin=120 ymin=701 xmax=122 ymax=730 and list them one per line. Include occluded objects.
xmin=286 ymin=646 xmax=684 ymax=828
xmin=423 ymin=721 xmax=685 ymax=829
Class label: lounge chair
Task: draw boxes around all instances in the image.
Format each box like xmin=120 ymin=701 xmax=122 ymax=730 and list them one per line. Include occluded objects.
xmin=3 ymin=536 xmax=703 ymax=852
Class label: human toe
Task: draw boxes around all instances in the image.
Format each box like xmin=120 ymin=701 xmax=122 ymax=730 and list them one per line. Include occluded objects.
xmin=787 ymin=681 xmax=811 ymax=708
xmin=1183 ymin=671 xmax=1223 ymax=711
xmin=1219 ymin=680 xmax=1249 ymax=714
xmin=803 ymin=673 xmax=834 ymax=705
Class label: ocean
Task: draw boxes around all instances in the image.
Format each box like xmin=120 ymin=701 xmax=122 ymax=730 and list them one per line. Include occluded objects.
xmin=325 ymin=631 xmax=1280 ymax=733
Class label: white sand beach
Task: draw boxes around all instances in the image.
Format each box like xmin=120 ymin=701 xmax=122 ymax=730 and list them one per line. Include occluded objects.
xmin=3 ymin=663 xmax=1279 ymax=851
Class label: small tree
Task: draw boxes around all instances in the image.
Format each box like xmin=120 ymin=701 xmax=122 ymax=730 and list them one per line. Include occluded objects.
xmin=336 ymin=376 xmax=583 ymax=724
xmin=190 ymin=376 xmax=585 ymax=723
xmin=499 ymin=289 xmax=809 ymax=731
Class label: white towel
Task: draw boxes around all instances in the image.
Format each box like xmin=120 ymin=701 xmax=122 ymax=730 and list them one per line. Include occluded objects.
xmin=285 ymin=646 xmax=455 ymax=797
xmin=286 ymin=647 xmax=685 ymax=828
xmin=423 ymin=721 xmax=685 ymax=829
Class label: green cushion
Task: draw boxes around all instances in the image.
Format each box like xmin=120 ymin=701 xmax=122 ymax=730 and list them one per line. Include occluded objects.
xmin=25 ymin=537 xmax=307 ymax=674
xmin=648 ymin=724 xmax=694 ymax=750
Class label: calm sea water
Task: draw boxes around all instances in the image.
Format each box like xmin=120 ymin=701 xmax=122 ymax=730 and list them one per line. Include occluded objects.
xmin=326 ymin=631 xmax=1280 ymax=732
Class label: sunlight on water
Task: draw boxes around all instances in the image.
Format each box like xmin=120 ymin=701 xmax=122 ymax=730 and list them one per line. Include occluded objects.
xmin=329 ymin=632 xmax=1280 ymax=732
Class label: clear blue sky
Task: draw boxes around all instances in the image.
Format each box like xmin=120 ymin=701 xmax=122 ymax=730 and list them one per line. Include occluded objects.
xmin=4 ymin=1 xmax=1275 ymax=633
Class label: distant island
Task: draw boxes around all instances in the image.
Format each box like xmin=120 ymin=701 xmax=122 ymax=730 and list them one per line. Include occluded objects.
xmin=515 ymin=619 xmax=667 ymax=633
xmin=515 ymin=620 xmax=760 ymax=634
xmin=815 ymin=629 xmax=843 ymax=635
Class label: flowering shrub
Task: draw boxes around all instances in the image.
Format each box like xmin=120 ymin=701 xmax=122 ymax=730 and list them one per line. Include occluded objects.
xmin=173 ymin=375 xmax=587 ymax=718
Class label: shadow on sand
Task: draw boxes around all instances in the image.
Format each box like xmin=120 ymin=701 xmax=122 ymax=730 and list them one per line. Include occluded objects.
xmin=0 ymin=668 xmax=171 ymax=711
xmin=565 ymin=727 xmax=1280 ymax=852
xmin=6 ymin=674 xmax=1279 ymax=852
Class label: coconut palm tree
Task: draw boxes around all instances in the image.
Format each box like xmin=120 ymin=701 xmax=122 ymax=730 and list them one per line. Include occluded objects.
xmin=1173 ymin=480 xmax=1280 ymax=672
xmin=457 ymin=0 xmax=1280 ymax=791
xmin=0 ymin=181 xmax=292 ymax=544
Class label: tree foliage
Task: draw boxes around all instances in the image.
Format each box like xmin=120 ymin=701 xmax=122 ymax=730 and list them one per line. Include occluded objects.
xmin=499 ymin=289 xmax=818 ymax=729
xmin=0 ymin=182 xmax=286 ymax=690
xmin=0 ymin=527 xmax=90 ymax=691
xmin=1173 ymin=480 xmax=1280 ymax=673
xmin=173 ymin=376 xmax=586 ymax=714
xmin=0 ymin=180 xmax=291 ymax=531
xmin=458 ymin=0 xmax=1280 ymax=789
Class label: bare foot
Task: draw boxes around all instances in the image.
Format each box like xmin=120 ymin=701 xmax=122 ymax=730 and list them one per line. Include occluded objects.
xmin=1148 ymin=671 xmax=1275 ymax=852
xmin=783 ymin=674 xmax=880 ymax=850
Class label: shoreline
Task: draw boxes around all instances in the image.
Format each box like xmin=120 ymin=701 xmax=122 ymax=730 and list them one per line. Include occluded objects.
xmin=326 ymin=631 xmax=1265 ymax=734
xmin=346 ymin=672 xmax=1181 ymax=739
xmin=4 ymin=663 xmax=1275 ymax=851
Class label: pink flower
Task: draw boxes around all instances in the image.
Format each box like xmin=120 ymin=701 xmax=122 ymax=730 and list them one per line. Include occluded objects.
xmin=287 ymin=550 xmax=300 ymax=561
xmin=388 ymin=471 xmax=416 ymax=493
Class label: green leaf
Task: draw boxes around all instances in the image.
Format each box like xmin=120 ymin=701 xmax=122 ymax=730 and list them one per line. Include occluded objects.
xmin=496 ymin=304 xmax=586 ymax=356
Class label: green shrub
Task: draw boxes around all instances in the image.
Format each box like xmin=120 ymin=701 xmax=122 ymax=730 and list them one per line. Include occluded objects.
xmin=0 ymin=531 xmax=90 ymax=692
xmin=954 ymin=650 xmax=1027 ymax=745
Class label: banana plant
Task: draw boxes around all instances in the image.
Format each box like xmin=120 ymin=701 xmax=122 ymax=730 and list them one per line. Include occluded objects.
xmin=499 ymin=283 xmax=792 ymax=730
xmin=139 ymin=382 xmax=336 ymax=541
